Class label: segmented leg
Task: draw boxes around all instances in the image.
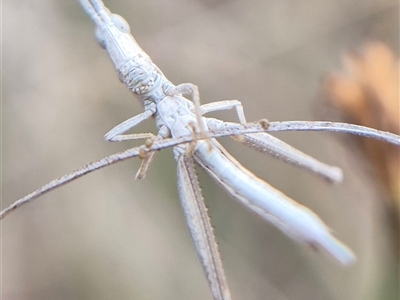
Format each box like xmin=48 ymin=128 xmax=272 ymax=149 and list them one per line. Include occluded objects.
xmin=205 ymin=118 xmax=342 ymax=182
xmin=104 ymin=103 xmax=156 ymax=141
xmin=200 ymin=100 xmax=247 ymax=123
xmin=103 ymin=103 xmax=158 ymax=177
xmin=232 ymin=132 xmax=343 ymax=182
xmin=177 ymin=152 xmax=232 ymax=300
xmin=134 ymin=134 xmax=161 ymax=180
xmin=167 ymin=83 xmax=206 ymax=134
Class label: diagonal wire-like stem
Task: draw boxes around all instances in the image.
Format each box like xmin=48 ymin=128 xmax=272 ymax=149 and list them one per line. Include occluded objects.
xmin=267 ymin=121 xmax=400 ymax=145
xmin=2 ymin=120 xmax=399 ymax=220
xmin=0 ymin=125 xmax=268 ymax=220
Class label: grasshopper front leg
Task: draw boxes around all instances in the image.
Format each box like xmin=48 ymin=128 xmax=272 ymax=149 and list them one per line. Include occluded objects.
xmin=104 ymin=101 xmax=156 ymax=142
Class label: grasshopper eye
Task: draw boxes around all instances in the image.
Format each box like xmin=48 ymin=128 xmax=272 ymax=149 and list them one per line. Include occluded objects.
xmin=95 ymin=27 xmax=106 ymax=49
xmin=111 ymin=14 xmax=130 ymax=33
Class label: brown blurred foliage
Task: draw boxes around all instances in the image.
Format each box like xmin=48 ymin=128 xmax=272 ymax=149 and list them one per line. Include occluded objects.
xmin=323 ymin=42 xmax=400 ymax=213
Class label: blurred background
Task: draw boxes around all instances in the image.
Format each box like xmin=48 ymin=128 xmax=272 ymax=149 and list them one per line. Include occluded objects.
xmin=2 ymin=0 xmax=399 ymax=299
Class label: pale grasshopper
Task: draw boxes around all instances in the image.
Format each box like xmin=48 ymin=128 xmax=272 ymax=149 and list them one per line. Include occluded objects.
xmin=3 ymin=1 xmax=399 ymax=300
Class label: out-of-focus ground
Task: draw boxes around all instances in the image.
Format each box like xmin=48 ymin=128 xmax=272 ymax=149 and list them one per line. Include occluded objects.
xmin=2 ymin=1 xmax=399 ymax=300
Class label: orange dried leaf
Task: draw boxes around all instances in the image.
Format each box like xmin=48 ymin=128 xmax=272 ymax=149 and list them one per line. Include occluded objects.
xmin=323 ymin=42 xmax=400 ymax=209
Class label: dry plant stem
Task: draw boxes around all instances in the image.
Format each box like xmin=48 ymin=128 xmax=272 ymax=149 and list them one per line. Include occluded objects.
xmin=2 ymin=126 xmax=266 ymax=219
xmin=2 ymin=121 xmax=399 ymax=220
xmin=267 ymin=121 xmax=400 ymax=145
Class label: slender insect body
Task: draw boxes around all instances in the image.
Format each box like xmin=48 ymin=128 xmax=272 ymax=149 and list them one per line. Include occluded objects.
xmin=79 ymin=1 xmax=362 ymax=298
xmin=87 ymin=0 xmax=358 ymax=288
xmin=193 ymin=140 xmax=354 ymax=265
xmin=94 ymin=12 xmax=149 ymax=69
xmin=157 ymin=96 xmax=198 ymax=136
xmin=119 ymin=55 xmax=165 ymax=96
xmin=92 ymin=4 xmax=170 ymax=100
xmin=4 ymin=1 xmax=400 ymax=300
xmin=152 ymin=89 xmax=352 ymax=264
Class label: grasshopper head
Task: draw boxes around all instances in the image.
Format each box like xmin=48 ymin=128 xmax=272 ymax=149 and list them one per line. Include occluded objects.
xmin=94 ymin=13 xmax=149 ymax=70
